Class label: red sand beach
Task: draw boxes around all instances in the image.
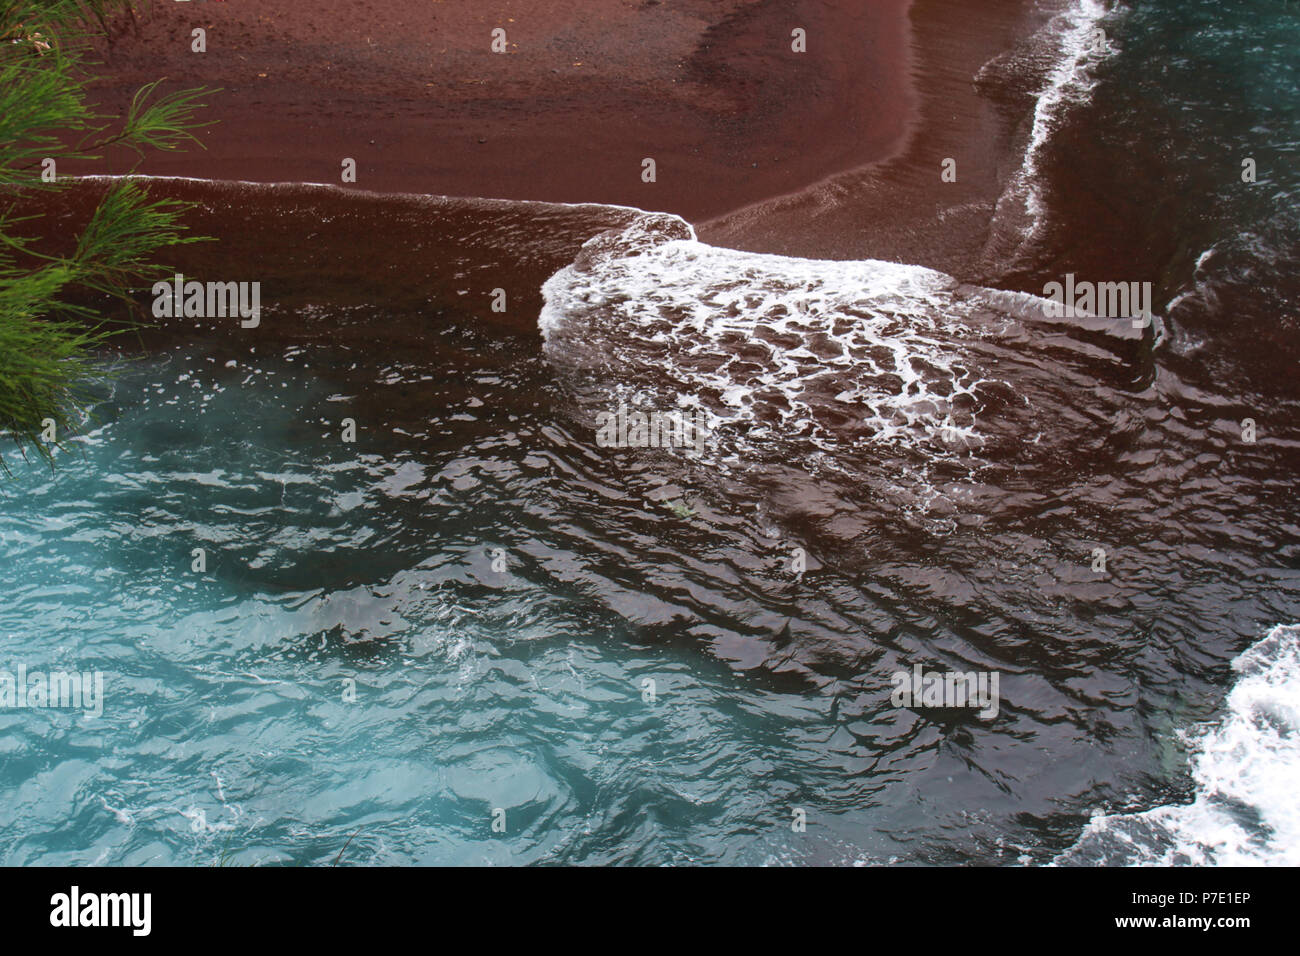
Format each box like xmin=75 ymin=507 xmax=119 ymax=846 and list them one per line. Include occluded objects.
xmin=71 ymin=0 xmax=914 ymax=224
xmin=700 ymin=0 xmax=1043 ymax=279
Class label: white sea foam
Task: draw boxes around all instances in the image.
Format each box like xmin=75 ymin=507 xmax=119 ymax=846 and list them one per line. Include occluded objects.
xmin=1024 ymin=0 xmax=1113 ymax=218
xmin=1057 ymin=624 xmax=1300 ymax=866
xmin=544 ymin=220 xmax=995 ymax=466
xmin=541 ymin=212 xmax=1143 ymax=479
xmin=986 ymin=0 xmax=1119 ymax=259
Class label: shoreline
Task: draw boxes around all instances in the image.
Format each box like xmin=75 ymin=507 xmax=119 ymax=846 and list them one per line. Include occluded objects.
xmin=698 ymin=0 xmax=1049 ymax=281
xmin=66 ymin=0 xmax=915 ymax=225
xmin=36 ymin=0 xmax=1064 ymax=293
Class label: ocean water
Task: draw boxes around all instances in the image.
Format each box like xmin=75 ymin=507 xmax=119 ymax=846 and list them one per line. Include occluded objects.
xmin=1056 ymin=624 xmax=1300 ymax=866
xmin=1 ymin=0 xmax=1297 ymax=865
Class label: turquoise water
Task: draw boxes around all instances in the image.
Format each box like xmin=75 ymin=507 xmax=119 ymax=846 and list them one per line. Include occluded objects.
xmin=0 ymin=348 xmax=724 ymax=865
xmin=0 ymin=342 xmax=930 ymax=866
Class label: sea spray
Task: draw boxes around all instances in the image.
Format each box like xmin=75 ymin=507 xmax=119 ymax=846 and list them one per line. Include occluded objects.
xmin=1057 ymin=624 xmax=1300 ymax=866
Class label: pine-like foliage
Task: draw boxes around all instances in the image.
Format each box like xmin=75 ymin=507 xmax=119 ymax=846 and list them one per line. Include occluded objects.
xmin=0 ymin=1 xmax=214 ymax=473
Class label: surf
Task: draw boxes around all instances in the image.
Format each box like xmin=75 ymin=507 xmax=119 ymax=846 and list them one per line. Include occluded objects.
xmin=1056 ymin=624 xmax=1300 ymax=867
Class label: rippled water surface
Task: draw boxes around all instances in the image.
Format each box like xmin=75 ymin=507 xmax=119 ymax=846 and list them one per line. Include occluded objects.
xmin=3 ymin=0 xmax=1300 ymax=866
xmin=1 ymin=185 xmax=1294 ymax=865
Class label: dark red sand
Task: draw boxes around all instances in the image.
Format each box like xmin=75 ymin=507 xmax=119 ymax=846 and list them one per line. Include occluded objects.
xmin=698 ymin=0 xmax=1044 ymax=280
xmin=68 ymin=0 xmax=914 ymax=224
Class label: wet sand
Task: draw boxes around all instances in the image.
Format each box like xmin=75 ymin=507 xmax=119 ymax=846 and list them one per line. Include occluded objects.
xmin=698 ymin=0 xmax=1047 ymax=281
xmin=70 ymin=0 xmax=914 ymax=224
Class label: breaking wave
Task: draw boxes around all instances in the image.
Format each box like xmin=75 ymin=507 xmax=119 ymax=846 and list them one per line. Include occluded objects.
xmin=540 ymin=210 xmax=1154 ymax=496
xmin=1057 ymin=624 xmax=1300 ymax=867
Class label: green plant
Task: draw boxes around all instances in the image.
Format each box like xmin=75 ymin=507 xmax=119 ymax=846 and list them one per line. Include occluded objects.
xmin=0 ymin=0 xmax=214 ymax=474
xmin=664 ymin=499 xmax=696 ymax=519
